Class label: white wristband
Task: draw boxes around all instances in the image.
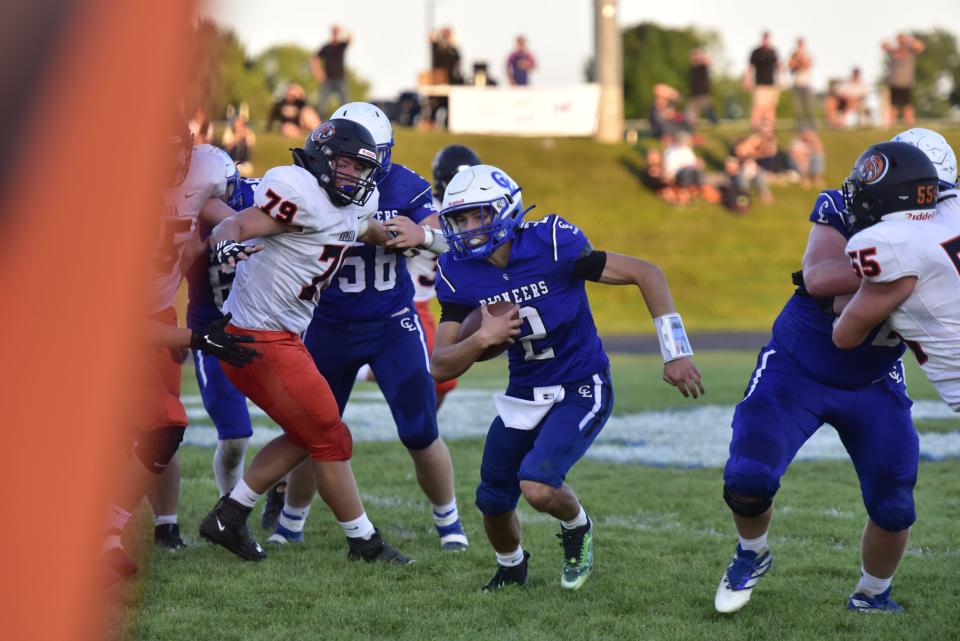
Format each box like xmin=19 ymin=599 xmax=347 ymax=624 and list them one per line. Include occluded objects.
xmin=653 ymin=313 xmax=694 ymax=363
xmin=419 ymin=224 xmax=449 ymax=254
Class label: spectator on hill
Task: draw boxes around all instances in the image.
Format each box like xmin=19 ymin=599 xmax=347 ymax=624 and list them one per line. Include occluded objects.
xmin=427 ymin=27 xmax=463 ymax=128
xmin=687 ymin=49 xmax=717 ymax=125
xmin=787 ymin=38 xmax=815 ymax=129
xmin=221 ymin=115 xmax=256 ymax=177
xmin=266 ymin=83 xmax=320 ymax=139
xmin=745 ymin=31 xmax=781 ymax=130
xmin=787 ymin=128 xmax=825 ymax=189
xmin=719 ymin=157 xmax=751 ymax=214
xmin=506 ymin=36 xmax=536 ymax=86
xmin=649 ymin=83 xmax=691 ymax=141
xmin=883 ymin=33 xmax=925 ymax=127
xmin=188 ymin=105 xmax=214 ymax=145
xmin=641 ymin=148 xmax=669 ymax=195
xmin=826 ymin=68 xmax=868 ymax=128
xmin=311 ymin=24 xmax=351 ymax=114
xmin=736 ymin=122 xmax=793 ymax=179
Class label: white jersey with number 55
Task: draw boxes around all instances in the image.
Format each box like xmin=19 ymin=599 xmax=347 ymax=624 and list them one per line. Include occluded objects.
xmin=846 ymin=190 xmax=960 ymax=409
xmin=153 ymin=145 xmax=229 ymax=313
xmin=224 ymin=164 xmax=378 ymax=334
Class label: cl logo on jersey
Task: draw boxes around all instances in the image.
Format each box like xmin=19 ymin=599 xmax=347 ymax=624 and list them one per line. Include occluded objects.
xmin=400 ymin=318 xmax=417 ymax=332
xmin=578 ymin=385 xmax=592 ymax=398
xmin=556 ymin=220 xmax=580 ymax=234
xmin=888 ymin=366 xmax=904 ymax=384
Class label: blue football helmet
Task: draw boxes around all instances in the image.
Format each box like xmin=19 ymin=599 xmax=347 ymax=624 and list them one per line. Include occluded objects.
xmin=439 ymin=164 xmax=532 ymax=260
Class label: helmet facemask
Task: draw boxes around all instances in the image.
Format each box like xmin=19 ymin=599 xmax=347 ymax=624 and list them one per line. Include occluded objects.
xmin=319 ymin=145 xmax=379 ymax=207
xmin=440 ymin=186 xmax=526 ymax=260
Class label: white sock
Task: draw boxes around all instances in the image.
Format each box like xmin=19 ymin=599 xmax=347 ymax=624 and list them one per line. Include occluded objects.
xmin=213 ymin=437 xmax=249 ymax=496
xmin=355 ymin=364 xmax=372 ymax=382
xmin=739 ymin=532 xmax=769 ymax=553
xmin=153 ymin=514 xmax=178 ymax=527
xmin=856 ymin=566 xmax=893 ymax=596
xmin=104 ymin=532 xmax=123 ymax=552
xmin=432 ymin=499 xmax=459 ymax=527
xmin=108 ymin=505 xmax=132 ymax=531
xmin=496 ymin=546 xmax=525 ymax=567
xmin=228 ymin=479 xmax=261 ymax=508
xmin=561 ymin=505 xmax=588 ymax=530
xmin=278 ymin=503 xmax=311 ymax=533
xmin=339 ymin=513 xmax=375 ymax=540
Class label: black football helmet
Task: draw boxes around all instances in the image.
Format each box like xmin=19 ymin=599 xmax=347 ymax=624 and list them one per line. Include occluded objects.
xmin=169 ymin=113 xmax=193 ymax=187
xmin=292 ymin=119 xmax=380 ymax=207
xmin=432 ymin=144 xmax=482 ymax=197
xmin=842 ymin=141 xmax=939 ymax=231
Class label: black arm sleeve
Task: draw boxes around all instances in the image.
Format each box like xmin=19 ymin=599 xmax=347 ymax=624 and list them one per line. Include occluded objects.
xmin=571 ymin=250 xmax=607 ymax=282
xmin=439 ymin=302 xmax=473 ymax=324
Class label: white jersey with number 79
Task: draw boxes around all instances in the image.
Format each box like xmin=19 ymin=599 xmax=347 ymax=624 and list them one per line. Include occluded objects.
xmin=223 ymin=164 xmax=378 ymax=334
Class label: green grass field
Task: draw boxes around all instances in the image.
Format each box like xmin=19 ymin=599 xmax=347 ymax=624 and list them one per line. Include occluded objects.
xmin=118 ymin=351 xmax=960 ymax=641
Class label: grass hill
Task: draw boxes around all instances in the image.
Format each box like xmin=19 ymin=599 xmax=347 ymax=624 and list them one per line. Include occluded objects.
xmin=247 ymin=125 xmax=960 ymax=334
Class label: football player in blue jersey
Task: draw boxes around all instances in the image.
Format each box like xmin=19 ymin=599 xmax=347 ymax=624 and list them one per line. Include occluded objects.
xmin=713 ymin=130 xmax=958 ymax=615
xmin=269 ymin=103 xmax=470 ymax=550
xmin=185 ymin=150 xmax=260 ymax=500
xmin=430 ymin=164 xmax=703 ymax=591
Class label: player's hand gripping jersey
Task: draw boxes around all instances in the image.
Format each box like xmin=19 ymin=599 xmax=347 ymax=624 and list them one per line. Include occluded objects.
xmin=845 ymin=188 xmax=960 ymax=408
xmin=152 ymin=145 xmax=230 ymax=313
xmin=772 ymin=190 xmax=905 ymax=388
xmin=436 ymin=214 xmax=609 ymax=387
xmin=223 ymin=165 xmax=378 ymax=334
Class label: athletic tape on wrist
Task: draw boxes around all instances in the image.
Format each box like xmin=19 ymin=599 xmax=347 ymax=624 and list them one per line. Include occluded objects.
xmin=653 ymin=313 xmax=694 ymax=362
xmin=420 ymin=224 xmax=449 ymax=254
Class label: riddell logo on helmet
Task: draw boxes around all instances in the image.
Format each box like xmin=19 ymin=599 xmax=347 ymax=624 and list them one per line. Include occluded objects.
xmin=358 ymin=148 xmax=376 ymax=159
xmin=857 ymin=153 xmax=889 ymax=185
xmin=447 ymin=198 xmax=465 ymax=206
xmin=906 ymin=211 xmax=935 ymax=221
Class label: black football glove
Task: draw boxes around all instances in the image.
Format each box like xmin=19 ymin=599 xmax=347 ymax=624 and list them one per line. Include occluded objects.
xmin=213 ymin=239 xmax=257 ymax=268
xmin=190 ymin=314 xmax=260 ymax=367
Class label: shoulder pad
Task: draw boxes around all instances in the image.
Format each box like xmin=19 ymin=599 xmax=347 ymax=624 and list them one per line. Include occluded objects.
xmin=846 ymin=223 xmax=917 ymax=283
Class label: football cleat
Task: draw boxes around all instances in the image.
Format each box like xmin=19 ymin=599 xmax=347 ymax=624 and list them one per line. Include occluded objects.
xmin=847 ymin=587 xmax=905 ymax=613
xmin=482 ymin=551 xmax=531 ymax=591
xmin=436 ymin=518 xmax=469 ymax=551
xmin=267 ymin=523 xmax=304 ymax=546
xmin=199 ymin=497 xmax=266 ymax=561
xmin=559 ymin=518 xmax=594 ymax=591
xmin=714 ymin=544 xmax=772 ymax=613
xmin=347 ymin=530 xmax=413 ymax=565
xmin=154 ymin=523 xmax=187 ymax=550
xmin=260 ymin=481 xmax=286 ymax=531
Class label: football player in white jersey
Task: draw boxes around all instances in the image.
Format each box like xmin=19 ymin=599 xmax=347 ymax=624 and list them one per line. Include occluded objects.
xmin=106 ymin=120 xmax=260 ymax=579
xmin=834 ymin=140 xmax=960 ymax=411
xmin=197 ymin=119 xmax=411 ymax=564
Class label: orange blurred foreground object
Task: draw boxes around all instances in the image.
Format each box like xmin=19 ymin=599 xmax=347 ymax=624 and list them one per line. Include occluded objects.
xmin=0 ymin=1 xmax=195 ymax=640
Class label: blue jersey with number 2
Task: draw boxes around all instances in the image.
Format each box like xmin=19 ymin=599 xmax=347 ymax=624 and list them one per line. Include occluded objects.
xmin=436 ymin=214 xmax=609 ymax=387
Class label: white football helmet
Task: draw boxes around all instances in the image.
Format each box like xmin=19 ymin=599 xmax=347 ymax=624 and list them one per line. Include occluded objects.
xmin=194 ymin=144 xmax=241 ymax=209
xmin=331 ymin=102 xmax=394 ymax=177
xmin=891 ymin=128 xmax=957 ymax=188
xmin=439 ymin=164 xmax=528 ymax=259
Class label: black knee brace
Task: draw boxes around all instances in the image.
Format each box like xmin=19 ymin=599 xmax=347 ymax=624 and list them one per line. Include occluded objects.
xmin=134 ymin=427 xmax=186 ymax=474
xmin=723 ymin=484 xmax=773 ymax=518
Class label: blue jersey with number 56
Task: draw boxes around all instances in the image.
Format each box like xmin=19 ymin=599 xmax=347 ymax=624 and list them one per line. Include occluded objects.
xmin=770 ymin=189 xmax=905 ymax=388
xmin=312 ymin=164 xmax=435 ymax=323
xmin=186 ymin=177 xmax=260 ymax=330
xmin=436 ymin=215 xmax=609 ymax=387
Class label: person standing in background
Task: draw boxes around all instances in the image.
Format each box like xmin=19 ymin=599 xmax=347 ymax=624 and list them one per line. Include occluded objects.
xmin=687 ymin=49 xmax=716 ymax=125
xmin=311 ymin=24 xmax=351 ymax=115
xmin=883 ymin=33 xmax=925 ymax=128
xmin=745 ymin=31 xmax=780 ymax=130
xmin=506 ymin=36 xmax=537 ymax=86
xmin=787 ymin=38 xmax=815 ymax=129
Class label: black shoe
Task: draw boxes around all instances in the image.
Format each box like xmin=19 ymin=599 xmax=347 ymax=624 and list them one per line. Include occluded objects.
xmin=347 ymin=530 xmax=413 ymax=565
xmin=482 ymin=551 xmax=531 ymax=591
xmin=154 ymin=523 xmax=187 ymax=550
xmin=199 ymin=497 xmax=266 ymax=561
xmin=260 ymin=482 xmax=286 ymax=531
xmin=105 ymin=545 xmax=138 ymax=579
